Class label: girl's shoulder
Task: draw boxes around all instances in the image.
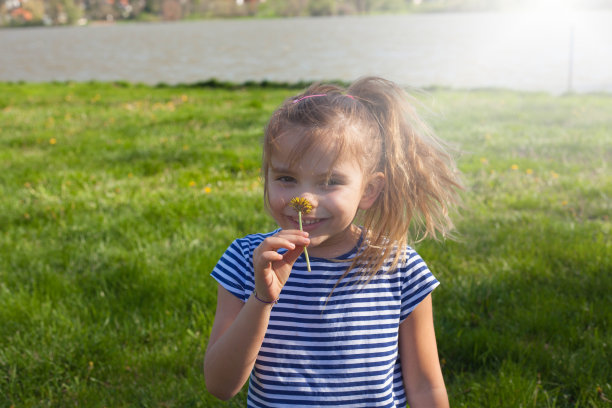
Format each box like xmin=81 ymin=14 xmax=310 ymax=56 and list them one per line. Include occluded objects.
xmin=375 ymin=242 xmax=429 ymax=276
xmin=397 ymin=244 xmax=428 ymax=268
xmin=363 ymin=234 xmax=422 ymax=264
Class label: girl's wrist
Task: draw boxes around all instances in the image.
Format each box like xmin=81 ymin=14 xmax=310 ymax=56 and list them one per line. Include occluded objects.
xmin=252 ymin=290 xmax=279 ymax=307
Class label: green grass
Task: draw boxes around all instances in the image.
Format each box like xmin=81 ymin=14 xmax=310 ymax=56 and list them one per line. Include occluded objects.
xmin=0 ymin=82 xmax=610 ymax=407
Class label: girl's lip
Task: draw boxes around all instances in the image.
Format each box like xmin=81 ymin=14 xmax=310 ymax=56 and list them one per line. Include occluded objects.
xmin=288 ymin=216 xmax=325 ymax=231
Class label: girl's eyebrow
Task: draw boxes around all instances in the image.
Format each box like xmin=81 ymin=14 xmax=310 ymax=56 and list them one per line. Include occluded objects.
xmin=269 ymin=164 xmax=294 ymax=174
xmin=328 ymin=172 xmax=348 ymax=180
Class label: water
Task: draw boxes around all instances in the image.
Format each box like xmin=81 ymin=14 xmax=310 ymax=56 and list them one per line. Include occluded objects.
xmin=1 ymin=12 xmax=611 ymax=93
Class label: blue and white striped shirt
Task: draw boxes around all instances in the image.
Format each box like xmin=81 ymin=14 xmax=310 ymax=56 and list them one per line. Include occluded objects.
xmin=211 ymin=230 xmax=439 ymax=407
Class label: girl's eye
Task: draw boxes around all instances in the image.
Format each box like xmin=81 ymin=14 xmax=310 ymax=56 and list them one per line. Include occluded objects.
xmin=324 ymin=178 xmax=342 ymax=187
xmin=276 ymin=176 xmax=296 ymax=183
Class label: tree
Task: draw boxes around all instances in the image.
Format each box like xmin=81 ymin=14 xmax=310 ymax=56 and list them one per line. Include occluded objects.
xmin=47 ymin=0 xmax=82 ymax=24
xmin=308 ymin=0 xmax=335 ymax=15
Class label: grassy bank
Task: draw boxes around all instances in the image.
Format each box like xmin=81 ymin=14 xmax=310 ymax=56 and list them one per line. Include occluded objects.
xmin=0 ymin=81 xmax=610 ymax=407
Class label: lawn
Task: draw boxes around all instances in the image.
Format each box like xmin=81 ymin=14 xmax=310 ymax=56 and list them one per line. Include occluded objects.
xmin=0 ymin=81 xmax=610 ymax=407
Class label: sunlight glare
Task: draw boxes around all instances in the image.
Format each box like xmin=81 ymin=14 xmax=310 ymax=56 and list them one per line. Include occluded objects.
xmin=525 ymin=0 xmax=577 ymax=24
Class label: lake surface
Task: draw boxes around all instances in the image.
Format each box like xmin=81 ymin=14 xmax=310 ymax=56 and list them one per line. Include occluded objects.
xmin=1 ymin=12 xmax=611 ymax=93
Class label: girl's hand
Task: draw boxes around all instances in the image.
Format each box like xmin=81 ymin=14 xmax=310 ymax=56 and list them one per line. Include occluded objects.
xmin=252 ymin=229 xmax=310 ymax=302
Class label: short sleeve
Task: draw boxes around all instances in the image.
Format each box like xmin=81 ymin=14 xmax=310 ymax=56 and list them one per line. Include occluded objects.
xmin=210 ymin=239 xmax=252 ymax=303
xmin=399 ymin=248 xmax=440 ymax=323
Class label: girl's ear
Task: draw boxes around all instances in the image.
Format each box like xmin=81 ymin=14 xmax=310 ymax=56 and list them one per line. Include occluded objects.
xmin=359 ymin=172 xmax=385 ymax=210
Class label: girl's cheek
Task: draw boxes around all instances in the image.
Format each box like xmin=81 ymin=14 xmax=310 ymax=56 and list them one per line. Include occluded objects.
xmin=268 ymin=188 xmax=289 ymax=210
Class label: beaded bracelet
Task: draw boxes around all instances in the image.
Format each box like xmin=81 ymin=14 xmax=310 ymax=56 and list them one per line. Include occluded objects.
xmin=253 ymin=290 xmax=279 ymax=306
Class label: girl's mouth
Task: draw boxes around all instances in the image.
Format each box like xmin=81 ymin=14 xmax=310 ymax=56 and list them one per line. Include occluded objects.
xmin=301 ymin=218 xmax=320 ymax=226
xmin=289 ymin=216 xmax=324 ymax=230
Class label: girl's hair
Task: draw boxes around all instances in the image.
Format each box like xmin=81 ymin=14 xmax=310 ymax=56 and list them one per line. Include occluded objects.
xmin=262 ymin=76 xmax=461 ymax=286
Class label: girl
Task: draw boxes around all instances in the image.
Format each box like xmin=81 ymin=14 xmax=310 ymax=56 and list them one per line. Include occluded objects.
xmin=204 ymin=77 xmax=461 ymax=407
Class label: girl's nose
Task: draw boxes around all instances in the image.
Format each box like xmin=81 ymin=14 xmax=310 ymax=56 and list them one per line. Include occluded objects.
xmin=300 ymin=193 xmax=317 ymax=208
xmin=289 ymin=193 xmax=317 ymax=212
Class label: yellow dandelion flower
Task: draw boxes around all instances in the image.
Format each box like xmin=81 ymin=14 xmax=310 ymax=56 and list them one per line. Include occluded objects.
xmin=290 ymin=197 xmax=313 ymax=272
xmin=480 ymin=157 xmax=488 ymax=164
xmin=551 ymin=171 xmax=559 ymax=179
xmin=290 ymin=197 xmax=313 ymax=214
xmin=181 ymin=94 xmax=188 ymax=102
xmin=511 ymin=164 xmax=519 ymax=171
xmin=561 ymin=200 xmax=568 ymax=206
xmin=188 ymin=180 xmax=196 ymax=187
xmin=526 ymin=168 xmax=533 ymax=175
xmin=49 ymin=138 xmax=57 ymax=145
xmin=88 ymin=361 xmax=94 ymax=370
xmin=204 ymin=186 xmax=212 ymax=194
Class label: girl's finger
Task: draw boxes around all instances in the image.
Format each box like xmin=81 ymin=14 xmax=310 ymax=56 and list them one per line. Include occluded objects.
xmin=260 ymin=250 xmax=284 ymax=263
xmin=276 ymin=229 xmax=309 ymax=237
xmin=259 ymin=236 xmax=296 ymax=252
xmin=259 ymin=234 xmax=309 ymax=252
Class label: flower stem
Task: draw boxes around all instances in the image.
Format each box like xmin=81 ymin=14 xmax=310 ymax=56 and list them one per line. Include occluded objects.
xmin=298 ymin=211 xmax=311 ymax=272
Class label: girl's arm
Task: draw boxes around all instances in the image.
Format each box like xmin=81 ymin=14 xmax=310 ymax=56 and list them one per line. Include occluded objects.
xmin=399 ymin=294 xmax=449 ymax=408
xmin=204 ymin=230 xmax=309 ymax=400
xmin=204 ymin=285 xmax=274 ymax=400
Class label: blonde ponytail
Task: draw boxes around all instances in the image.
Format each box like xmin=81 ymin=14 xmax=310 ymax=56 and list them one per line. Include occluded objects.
xmin=346 ymin=77 xmax=462 ymax=283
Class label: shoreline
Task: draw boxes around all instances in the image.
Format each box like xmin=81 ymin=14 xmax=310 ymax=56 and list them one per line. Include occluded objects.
xmin=3 ymin=5 xmax=612 ymax=28
xmin=1 ymin=79 xmax=610 ymax=97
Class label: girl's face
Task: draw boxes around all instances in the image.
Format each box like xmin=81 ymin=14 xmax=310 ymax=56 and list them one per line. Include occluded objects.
xmin=266 ymin=132 xmax=383 ymax=259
